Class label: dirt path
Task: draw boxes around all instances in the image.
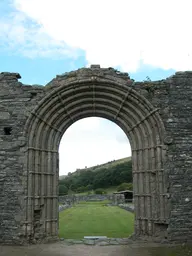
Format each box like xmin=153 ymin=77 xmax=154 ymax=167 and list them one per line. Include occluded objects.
xmin=1 ymin=242 xmax=191 ymax=256
xmin=0 ymin=244 xmax=133 ymax=256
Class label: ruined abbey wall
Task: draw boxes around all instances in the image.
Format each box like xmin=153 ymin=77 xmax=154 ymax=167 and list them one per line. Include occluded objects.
xmin=0 ymin=67 xmax=192 ymax=244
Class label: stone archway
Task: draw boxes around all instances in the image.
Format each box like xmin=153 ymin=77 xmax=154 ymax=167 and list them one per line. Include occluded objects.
xmin=23 ymin=67 xmax=168 ymax=242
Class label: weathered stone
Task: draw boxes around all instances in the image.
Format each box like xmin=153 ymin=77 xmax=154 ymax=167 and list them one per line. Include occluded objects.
xmin=97 ymin=241 xmax=109 ymax=246
xmin=0 ymin=67 xmax=192 ymax=245
xmin=84 ymin=239 xmax=95 ymax=245
xmin=59 ymin=194 xmax=119 ymax=205
xmin=84 ymin=236 xmax=107 ymax=240
xmin=109 ymin=240 xmax=119 ymax=245
xmin=0 ymin=112 xmax=10 ymax=119
xmin=73 ymin=240 xmax=84 ymax=244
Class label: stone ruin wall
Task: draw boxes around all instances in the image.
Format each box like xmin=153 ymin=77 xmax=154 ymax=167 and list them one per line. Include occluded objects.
xmin=58 ymin=194 xmax=127 ymax=213
xmin=59 ymin=194 xmax=125 ymax=205
xmin=0 ymin=68 xmax=192 ymax=244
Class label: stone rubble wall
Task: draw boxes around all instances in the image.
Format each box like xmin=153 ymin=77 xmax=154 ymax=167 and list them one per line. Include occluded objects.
xmin=58 ymin=204 xmax=71 ymax=212
xmin=0 ymin=68 xmax=192 ymax=243
xmin=59 ymin=194 xmax=125 ymax=205
xmin=134 ymin=72 xmax=192 ymax=241
xmin=118 ymin=203 xmax=135 ymax=213
xmin=60 ymin=237 xmax=133 ymax=246
xmin=0 ymin=73 xmax=44 ymax=244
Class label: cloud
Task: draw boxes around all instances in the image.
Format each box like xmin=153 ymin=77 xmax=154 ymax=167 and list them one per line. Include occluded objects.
xmin=0 ymin=5 xmax=81 ymax=59
xmin=2 ymin=0 xmax=191 ymax=174
xmin=9 ymin=0 xmax=192 ymax=72
xmin=67 ymin=117 xmax=101 ymax=134
xmin=59 ymin=118 xmax=131 ymax=175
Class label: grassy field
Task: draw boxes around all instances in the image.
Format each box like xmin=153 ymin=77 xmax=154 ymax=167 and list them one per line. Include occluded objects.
xmin=59 ymin=201 xmax=134 ymax=239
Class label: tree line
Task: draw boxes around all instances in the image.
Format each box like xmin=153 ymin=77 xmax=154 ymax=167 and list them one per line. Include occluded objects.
xmin=59 ymin=159 xmax=132 ymax=195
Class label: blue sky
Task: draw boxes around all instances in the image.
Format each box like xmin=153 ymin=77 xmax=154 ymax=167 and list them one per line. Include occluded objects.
xmin=0 ymin=0 xmax=191 ymax=174
xmin=0 ymin=55 xmax=176 ymax=85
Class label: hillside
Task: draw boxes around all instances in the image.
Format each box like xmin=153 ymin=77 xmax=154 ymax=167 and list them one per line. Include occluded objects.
xmin=59 ymin=175 xmax=67 ymax=180
xmin=59 ymin=157 xmax=131 ymax=179
xmin=77 ymin=156 xmax=131 ymax=173
xmin=59 ymin=157 xmax=132 ymax=195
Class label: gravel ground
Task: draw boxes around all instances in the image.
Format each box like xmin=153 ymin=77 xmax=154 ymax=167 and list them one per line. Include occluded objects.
xmin=0 ymin=242 xmax=191 ymax=256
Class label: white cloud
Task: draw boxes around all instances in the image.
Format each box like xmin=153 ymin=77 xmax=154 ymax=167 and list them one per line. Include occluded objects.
xmin=2 ymin=0 xmax=192 ymax=175
xmin=59 ymin=118 xmax=131 ymax=175
xmin=0 ymin=8 xmax=80 ymax=59
xmin=9 ymin=0 xmax=192 ymax=71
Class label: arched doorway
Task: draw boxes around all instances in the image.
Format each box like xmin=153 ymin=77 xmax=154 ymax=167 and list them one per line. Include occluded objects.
xmin=59 ymin=117 xmax=131 ymax=178
xmin=58 ymin=117 xmax=132 ymax=238
xmin=24 ymin=69 xmax=168 ymax=241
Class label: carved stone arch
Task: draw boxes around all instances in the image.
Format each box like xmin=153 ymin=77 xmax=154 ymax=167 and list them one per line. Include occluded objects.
xmin=24 ymin=73 xmax=168 ymax=242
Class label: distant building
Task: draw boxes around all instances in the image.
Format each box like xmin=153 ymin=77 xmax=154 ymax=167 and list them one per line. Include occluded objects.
xmin=113 ymin=190 xmax=133 ymax=202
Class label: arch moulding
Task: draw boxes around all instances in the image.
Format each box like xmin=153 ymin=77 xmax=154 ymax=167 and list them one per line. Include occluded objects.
xmin=0 ymin=66 xmax=192 ymax=244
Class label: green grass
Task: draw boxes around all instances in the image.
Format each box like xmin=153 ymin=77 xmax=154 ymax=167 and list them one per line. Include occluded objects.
xmin=78 ymin=200 xmax=111 ymax=205
xmin=59 ymin=201 xmax=134 ymax=239
xmin=105 ymin=186 xmax=118 ymax=194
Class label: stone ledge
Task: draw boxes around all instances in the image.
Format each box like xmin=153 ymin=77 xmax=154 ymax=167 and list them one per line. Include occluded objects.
xmin=60 ymin=237 xmax=133 ymax=246
xmin=0 ymin=72 xmax=21 ymax=80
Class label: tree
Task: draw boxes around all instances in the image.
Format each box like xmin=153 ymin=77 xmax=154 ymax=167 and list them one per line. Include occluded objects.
xmin=76 ymin=186 xmax=86 ymax=193
xmin=86 ymin=184 xmax=93 ymax=191
xmin=94 ymin=188 xmax=106 ymax=194
xmin=58 ymin=158 xmax=132 ymax=192
xmin=68 ymin=189 xmax=75 ymax=195
xmin=59 ymin=185 xmax=68 ymax=195
xmin=117 ymin=182 xmax=133 ymax=192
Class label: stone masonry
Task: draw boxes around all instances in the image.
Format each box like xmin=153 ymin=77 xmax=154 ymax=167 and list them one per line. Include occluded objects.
xmin=0 ymin=66 xmax=192 ymax=244
xmin=59 ymin=194 xmax=125 ymax=205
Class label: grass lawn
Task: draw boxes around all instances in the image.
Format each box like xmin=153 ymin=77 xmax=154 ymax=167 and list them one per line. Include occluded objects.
xmin=59 ymin=201 xmax=134 ymax=239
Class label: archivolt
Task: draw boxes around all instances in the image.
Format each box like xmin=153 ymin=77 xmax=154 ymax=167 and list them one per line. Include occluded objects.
xmin=24 ymin=76 xmax=168 ymax=240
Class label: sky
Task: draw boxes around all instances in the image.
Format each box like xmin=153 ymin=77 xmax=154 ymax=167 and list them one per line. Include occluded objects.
xmin=0 ymin=0 xmax=191 ymax=175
